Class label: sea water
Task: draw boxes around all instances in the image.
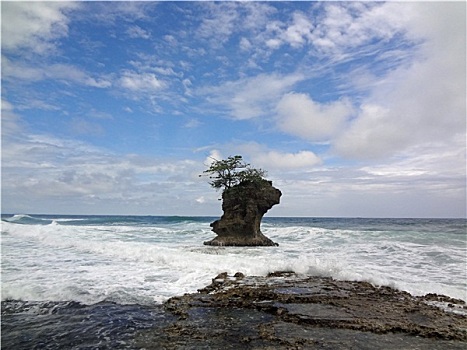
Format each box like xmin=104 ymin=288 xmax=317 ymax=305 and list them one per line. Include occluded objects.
xmin=1 ymin=215 xmax=466 ymax=348
xmin=2 ymin=215 xmax=466 ymax=304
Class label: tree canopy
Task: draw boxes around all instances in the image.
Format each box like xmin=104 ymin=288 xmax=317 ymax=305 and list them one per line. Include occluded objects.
xmin=201 ymin=155 xmax=267 ymax=192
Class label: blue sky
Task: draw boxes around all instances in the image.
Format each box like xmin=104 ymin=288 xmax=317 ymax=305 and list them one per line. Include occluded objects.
xmin=2 ymin=1 xmax=466 ymax=217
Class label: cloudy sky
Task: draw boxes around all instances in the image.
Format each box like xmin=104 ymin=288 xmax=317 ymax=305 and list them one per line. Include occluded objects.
xmin=2 ymin=1 xmax=466 ymax=218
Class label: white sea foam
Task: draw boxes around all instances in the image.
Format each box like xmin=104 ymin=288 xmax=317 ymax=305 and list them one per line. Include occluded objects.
xmin=1 ymin=218 xmax=466 ymax=305
xmin=8 ymin=214 xmax=31 ymax=221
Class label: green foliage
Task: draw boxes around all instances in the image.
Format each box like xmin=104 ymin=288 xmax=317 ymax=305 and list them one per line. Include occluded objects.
xmin=201 ymin=155 xmax=267 ymax=191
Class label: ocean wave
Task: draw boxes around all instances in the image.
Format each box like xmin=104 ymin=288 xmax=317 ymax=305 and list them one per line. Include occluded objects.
xmin=2 ymin=214 xmax=53 ymax=225
xmin=2 ymin=218 xmax=465 ymax=305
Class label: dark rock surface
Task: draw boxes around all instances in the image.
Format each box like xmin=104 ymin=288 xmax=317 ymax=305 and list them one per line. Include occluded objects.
xmin=135 ymin=272 xmax=467 ymax=349
xmin=204 ymin=180 xmax=281 ymax=246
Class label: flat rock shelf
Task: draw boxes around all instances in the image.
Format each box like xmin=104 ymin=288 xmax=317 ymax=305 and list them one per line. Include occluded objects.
xmin=135 ymin=272 xmax=467 ymax=349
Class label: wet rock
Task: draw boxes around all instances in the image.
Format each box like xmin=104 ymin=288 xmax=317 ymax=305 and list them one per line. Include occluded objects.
xmin=135 ymin=273 xmax=467 ymax=349
xmin=204 ymin=180 xmax=281 ymax=246
xmin=234 ymin=272 xmax=245 ymax=279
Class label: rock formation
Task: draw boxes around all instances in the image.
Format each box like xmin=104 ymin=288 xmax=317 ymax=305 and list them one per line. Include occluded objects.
xmin=204 ymin=180 xmax=281 ymax=246
xmin=140 ymin=272 xmax=466 ymax=349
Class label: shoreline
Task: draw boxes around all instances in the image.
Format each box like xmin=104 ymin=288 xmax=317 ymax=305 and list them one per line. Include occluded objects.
xmin=136 ymin=272 xmax=467 ymax=349
xmin=2 ymin=272 xmax=466 ymax=349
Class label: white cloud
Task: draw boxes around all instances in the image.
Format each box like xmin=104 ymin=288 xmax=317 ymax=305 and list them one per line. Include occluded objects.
xmin=252 ymin=3 xmax=407 ymax=56
xmin=254 ymin=150 xmax=322 ymax=170
xmin=333 ymin=104 xmax=399 ymax=159
xmin=184 ymin=119 xmax=202 ymax=128
xmin=1 ymin=2 xmax=79 ymax=54
xmin=70 ymin=118 xmax=105 ymax=137
xmin=1 ymin=3 xmax=111 ymax=92
xmin=280 ymin=12 xmax=314 ymax=48
xmin=119 ymin=71 xmax=164 ymax=91
xmin=204 ymin=150 xmax=223 ymax=166
xmin=195 ymin=1 xmax=276 ymax=47
xmin=333 ymin=2 xmax=466 ymax=159
xmin=152 ymin=67 xmax=179 ymax=77
xmin=276 ymin=93 xmax=354 ymax=142
xmin=1 ymin=99 xmax=22 ymax=137
xmin=126 ymin=25 xmax=151 ymax=39
xmin=2 ymin=57 xmax=111 ymax=88
xmin=269 ymin=139 xmax=465 ymax=218
xmin=218 ymin=142 xmax=322 ymax=171
xmin=239 ymin=37 xmax=252 ymax=51
xmin=196 ymin=2 xmax=238 ymax=46
xmin=2 ymin=99 xmax=13 ymax=112
xmin=182 ymin=78 xmax=193 ymax=96
xmin=88 ymin=2 xmax=155 ymax=25
xmin=241 ymin=2 xmax=278 ymax=31
xmin=307 ymin=2 xmax=410 ymax=57
xmin=204 ymin=73 xmax=304 ymax=120
xmin=17 ymin=99 xmax=60 ymax=112
xmin=2 ymin=2 xmax=464 ymax=218
xmin=265 ymin=38 xmax=282 ymax=49
xmin=1 ymin=115 xmax=206 ymax=214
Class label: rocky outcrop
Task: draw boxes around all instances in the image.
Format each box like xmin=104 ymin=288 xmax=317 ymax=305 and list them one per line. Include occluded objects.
xmin=134 ymin=272 xmax=467 ymax=349
xmin=204 ymin=180 xmax=281 ymax=246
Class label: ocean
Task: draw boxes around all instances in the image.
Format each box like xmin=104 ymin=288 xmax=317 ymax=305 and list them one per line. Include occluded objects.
xmin=1 ymin=214 xmax=466 ymax=348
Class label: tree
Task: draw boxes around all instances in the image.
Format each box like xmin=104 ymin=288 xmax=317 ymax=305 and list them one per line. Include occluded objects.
xmin=201 ymin=155 xmax=267 ymax=192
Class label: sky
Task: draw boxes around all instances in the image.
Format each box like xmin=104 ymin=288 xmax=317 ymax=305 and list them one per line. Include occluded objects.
xmin=1 ymin=1 xmax=466 ymax=218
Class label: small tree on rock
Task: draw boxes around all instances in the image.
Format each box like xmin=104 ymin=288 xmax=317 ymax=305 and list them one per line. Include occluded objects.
xmin=201 ymin=155 xmax=267 ymax=192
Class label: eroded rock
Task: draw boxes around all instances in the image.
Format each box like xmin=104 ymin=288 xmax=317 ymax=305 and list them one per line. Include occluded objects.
xmin=204 ymin=180 xmax=281 ymax=246
xmin=135 ymin=273 xmax=467 ymax=349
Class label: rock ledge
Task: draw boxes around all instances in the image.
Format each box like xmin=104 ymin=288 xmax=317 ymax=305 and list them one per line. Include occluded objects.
xmin=135 ymin=272 xmax=467 ymax=349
